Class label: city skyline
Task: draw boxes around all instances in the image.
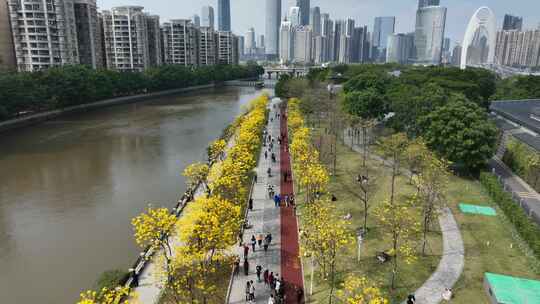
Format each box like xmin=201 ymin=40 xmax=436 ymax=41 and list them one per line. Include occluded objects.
xmin=97 ymin=0 xmax=540 ymax=46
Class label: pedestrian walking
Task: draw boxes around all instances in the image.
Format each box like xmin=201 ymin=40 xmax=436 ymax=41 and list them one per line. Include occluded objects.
xmin=234 ymin=256 xmax=240 ymax=276
xmin=244 ymin=258 xmax=249 ymax=276
xmin=296 ymin=286 xmax=304 ymax=304
xmin=275 ymin=277 xmax=281 ymax=294
xmin=249 ymin=280 xmax=256 ymax=302
xmin=269 ymin=272 xmax=275 ymax=289
xmin=267 ymin=167 xmax=272 ymax=177
xmin=256 ymin=265 xmax=262 ymax=282
xmin=263 ymin=269 xmax=269 ymax=286
xmin=274 ymin=194 xmax=280 ymax=207
xmin=257 ymin=233 xmax=263 ymax=247
xmin=245 ymin=281 xmax=251 ymax=301
xmin=243 ymin=244 xmax=249 ymax=258
xmin=263 ymin=238 xmax=269 ymax=252
xmin=265 ymin=151 xmax=268 ymax=159
xmin=251 ymin=235 xmax=256 ymax=252
xmin=268 ymin=294 xmax=275 ymax=304
xmin=249 ymin=198 xmax=253 ymax=211
xmin=266 ymin=233 xmax=272 ymax=245
xmin=254 ymin=174 xmax=258 ymax=183
xmin=284 ymin=195 xmax=289 ymax=207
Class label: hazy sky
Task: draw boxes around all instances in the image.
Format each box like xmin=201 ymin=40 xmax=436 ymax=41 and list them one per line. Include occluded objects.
xmin=97 ymin=0 xmax=540 ymax=46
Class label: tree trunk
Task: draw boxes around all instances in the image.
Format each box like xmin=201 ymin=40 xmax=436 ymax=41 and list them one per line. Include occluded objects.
xmin=391 ymin=235 xmax=398 ymax=290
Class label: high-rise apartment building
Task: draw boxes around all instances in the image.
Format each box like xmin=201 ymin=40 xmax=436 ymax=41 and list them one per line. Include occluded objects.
xmin=74 ymin=0 xmax=103 ymax=68
xmin=294 ymin=26 xmax=312 ymax=63
xmin=217 ymin=31 xmax=238 ymax=64
xmin=386 ymin=33 xmax=414 ymax=64
xmin=217 ymin=0 xmax=231 ymax=31
xmin=309 ymin=6 xmax=321 ymax=36
xmin=161 ymin=19 xmax=198 ymax=66
xmin=238 ymin=36 xmax=245 ymax=57
xmin=146 ymin=14 xmax=162 ymax=66
xmin=451 ymin=44 xmax=462 ymax=66
xmin=338 ymin=18 xmax=354 ymax=63
xmin=333 ymin=20 xmax=345 ymax=62
xmin=8 ymin=0 xmax=80 ymax=71
xmin=279 ymin=19 xmax=293 ymax=62
xmin=265 ymin=0 xmax=281 ymax=59
xmin=503 ymin=14 xmax=523 ymax=31
xmin=0 ymin=0 xmax=16 ymax=70
xmin=102 ymin=6 xmax=150 ymax=71
xmin=418 ymin=0 xmax=440 ymax=8
xmin=289 ymin=7 xmax=301 ymax=27
xmin=258 ymin=35 xmax=265 ymax=49
xmin=414 ymin=5 xmax=447 ymax=65
xmin=192 ymin=14 xmax=200 ymax=27
xmin=296 ymin=0 xmax=310 ymax=26
xmin=201 ymin=6 xmax=214 ymax=29
xmin=371 ymin=16 xmax=395 ymax=62
xmin=198 ymin=26 xmax=216 ymax=65
xmin=495 ymin=29 xmax=540 ymax=68
xmin=321 ymin=14 xmax=334 ymax=62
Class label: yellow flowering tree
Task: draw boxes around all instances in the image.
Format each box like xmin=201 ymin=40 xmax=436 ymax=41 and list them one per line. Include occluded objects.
xmin=208 ymin=139 xmax=227 ymax=161
xmin=379 ymin=133 xmax=409 ymax=205
xmin=301 ymin=199 xmax=354 ymax=303
xmin=375 ymin=197 xmax=420 ymax=289
xmin=131 ymin=207 xmax=177 ymax=278
xmin=337 ymin=275 xmax=388 ymax=304
xmin=76 ymin=286 xmax=131 ymax=304
xmin=182 ymin=162 xmax=210 ymax=195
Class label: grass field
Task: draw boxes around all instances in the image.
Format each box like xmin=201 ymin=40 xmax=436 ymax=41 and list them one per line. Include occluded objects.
xmin=296 ymin=131 xmax=540 ymax=303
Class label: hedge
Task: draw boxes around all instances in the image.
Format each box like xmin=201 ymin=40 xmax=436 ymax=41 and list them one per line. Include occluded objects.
xmin=479 ymin=172 xmax=540 ymax=259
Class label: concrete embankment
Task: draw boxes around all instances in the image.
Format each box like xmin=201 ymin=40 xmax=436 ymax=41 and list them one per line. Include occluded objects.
xmin=0 ymin=80 xmax=257 ymax=133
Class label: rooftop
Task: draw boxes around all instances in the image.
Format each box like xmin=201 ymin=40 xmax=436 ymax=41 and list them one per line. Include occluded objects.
xmin=484 ymin=272 xmax=540 ymax=304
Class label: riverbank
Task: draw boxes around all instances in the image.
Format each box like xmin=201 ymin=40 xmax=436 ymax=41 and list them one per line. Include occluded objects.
xmin=0 ymin=79 xmax=260 ymax=134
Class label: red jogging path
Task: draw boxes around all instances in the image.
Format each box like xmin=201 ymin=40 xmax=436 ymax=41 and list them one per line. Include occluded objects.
xmin=280 ymin=104 xmax=305 ymax=303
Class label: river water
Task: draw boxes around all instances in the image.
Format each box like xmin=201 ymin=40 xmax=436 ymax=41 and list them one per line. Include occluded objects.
xmin=0 ymin=87 xmax=268 ymax=304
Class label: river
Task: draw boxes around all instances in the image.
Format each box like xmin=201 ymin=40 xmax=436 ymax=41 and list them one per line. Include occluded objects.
xmin=0 ymin=86 xmax=269 ymax=304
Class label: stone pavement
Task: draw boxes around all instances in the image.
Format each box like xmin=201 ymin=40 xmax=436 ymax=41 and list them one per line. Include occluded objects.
xmin=343 ymin=129 xmax=465 ymax=304
xmin=228 ymin=98 xmax=284 ymax=304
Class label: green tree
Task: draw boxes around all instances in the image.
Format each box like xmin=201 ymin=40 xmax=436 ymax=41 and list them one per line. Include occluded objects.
xmin=419 ymin=96 xmax=498 ymax=171
xmin=342 ymin=88 xmax=388 ymax=121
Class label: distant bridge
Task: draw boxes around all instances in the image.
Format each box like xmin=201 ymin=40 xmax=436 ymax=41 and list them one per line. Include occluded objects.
xmin=263 ymin=66 xmax=313 ymax=79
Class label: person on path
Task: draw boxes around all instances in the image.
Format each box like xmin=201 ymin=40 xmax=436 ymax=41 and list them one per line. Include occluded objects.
xmin=251 ymin=235 xmax=256 ymax=252
xmin=284 ymin=195 xmax=289 ymax=207
xmin=407 ymin=294 xmax=416 ymax=304
xmin=243 ymin=244 xmax=249 ymax=259
xmin=268 ymin=294 xmax=275 ymax=304
xmin=254 ymin=174 xmax=258 ymax=183
xmin=275 ymin=277 xmax=281 ymax=295
xmin=267 ymin=167 xmax=272 ymax=177
xmin=256 ymin=265 xmax=262 ymax=282
xmin=245 ymin=281 xmax=251 ymax=301
xmin=269 ymin=272 xmax=275 ymax=289
xmin=234 ymin=256 xmax=240 ymax=276
xmin=263 ymin=269 xmax=269 ymax=286
xmin=266 ymin=233 xmax=272 ymax=245
xmin=265 ymin=151 xmax=268 ymax=159
xmin=249 ymin=280 xmax=256 ymax=302
xmin=249 ymin=198 xmax=253 ymax=211
xmin=296 ymin=286 xmax=304 ymax=304
xmin=257 ymin=233 xmax=263 ymax=247
xmin=263 ymin=238 xmax=269 ymax=252
xmin=274 ymin=194 xmax=280 ymax=207
xmin=244 ymin=258 xmax=249 ymax=276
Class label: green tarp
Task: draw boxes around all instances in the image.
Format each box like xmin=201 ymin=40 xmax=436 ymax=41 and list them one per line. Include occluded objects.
xmin=459 ymin=203 xmax=497 ymax=216
xmin=485 ymin=272 xmax=540 ymax=304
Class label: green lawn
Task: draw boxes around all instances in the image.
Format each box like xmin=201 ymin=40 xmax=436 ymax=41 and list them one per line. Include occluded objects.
xmin=296 ymin=132 xmax=540 ymax=303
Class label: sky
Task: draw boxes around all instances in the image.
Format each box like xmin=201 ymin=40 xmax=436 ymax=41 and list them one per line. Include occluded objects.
xmin=97 ymin=0 xmax=540 ymax=47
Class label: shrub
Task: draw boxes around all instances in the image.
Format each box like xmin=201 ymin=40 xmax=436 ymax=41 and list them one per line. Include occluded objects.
xmin=95 ymin=269 xmax=128 ymax=291
xmin=479 ymin=172 xmax=540 ymax=259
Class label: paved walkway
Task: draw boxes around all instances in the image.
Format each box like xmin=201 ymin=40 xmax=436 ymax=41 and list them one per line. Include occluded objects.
xmin=489 ymin=157 xmax=540 ymax=225
xmin=279 ymin=105 xmax=304 ymax=303
xmin=343 ymin=129 xmax=464 ymax=304
xmin=228 ymin=98 xmax=283 ymax=304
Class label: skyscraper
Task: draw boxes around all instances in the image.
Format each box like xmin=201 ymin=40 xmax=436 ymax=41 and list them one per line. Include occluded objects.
xmin=310 ymin=7 xmax=321 ymax=37
xmin=418 ymin=0 xmax=440 ymax=8
xmin=414 ymin=5 xmax=447 ymax=65
xmin=451 ymin=44 xmax=462 ymax=66
xmin=201 ymin=6 xmax=215 ymax=29
xmin=8 ymin=0 xmax=80 ymax=71
xmin=0 ymin=0 xmax=15 ymax=70
xmin=386 ymin=33 xmax=414 ymax=64
xmin=218 ymin=0 xmax=231 ymax=31
xmin=321 ymin=14 xmax=334 ymax=62
xmin=102 ymin=6 xmax=150 ymax=71
xmin=245 ymin=27 xmax=256 ymax=54
xmin=265 ymin=0 xmax=281 ymax=59
xmin=502 ymin=14 xmax=523 ymax=31
xmin=294 ymin=26 xmax=312 ymax=63
xmin=289 ymin=7 xmax=301 ymax=27
xmin=192 ymin=14 xmax=201 ymax=27
xmin=279 ymin=19 xmax=293 ymax=62
xmin=258 ymin=35 xmax=265 ymax=49
xmin=351 ymin=26 xmax=370 ymax=63
xmin=371 ymin=16 xmax=395 ymax=62
xmin=238 ymin=36 xmax=245 ymax=57
xmin=296 ymin=0 xmax=310 ymax=26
